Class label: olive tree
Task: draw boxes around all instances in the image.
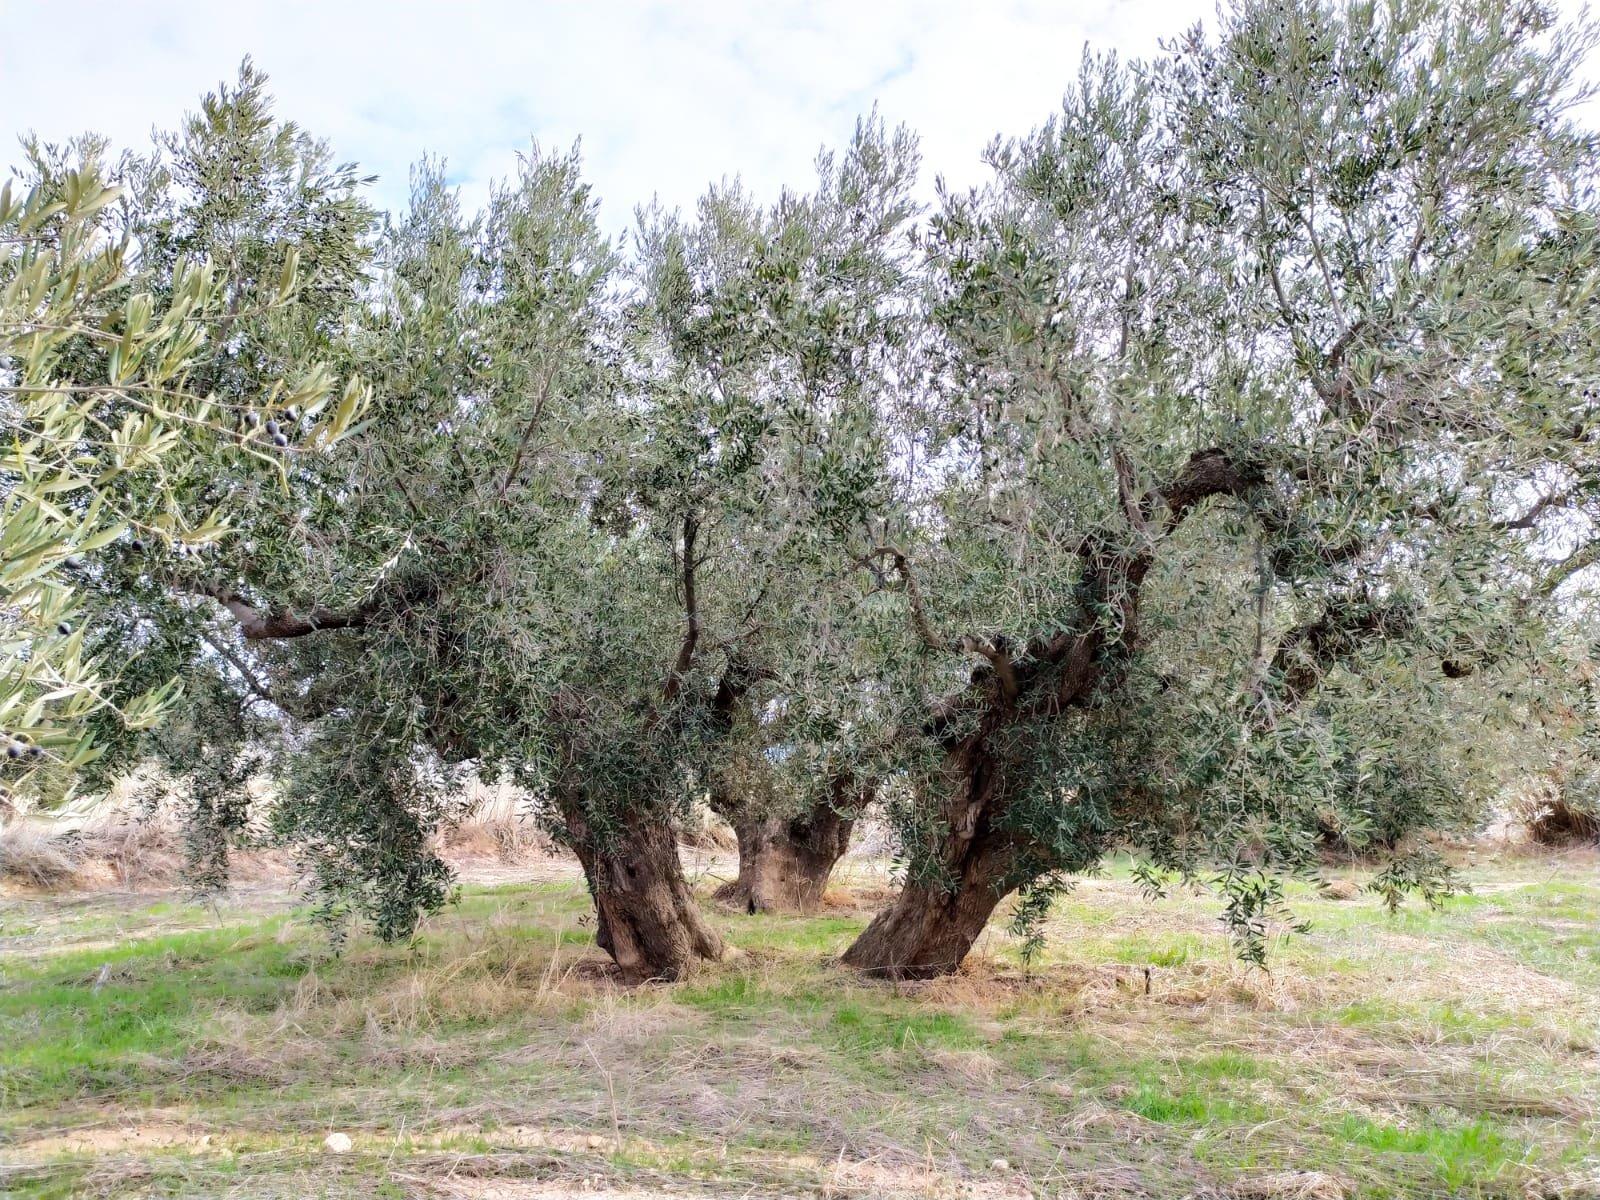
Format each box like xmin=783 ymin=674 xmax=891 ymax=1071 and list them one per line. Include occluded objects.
xmin=827 ymin=0 xmax=1600 ymax=977
xmin=245 ymin=119 xmax=918 ymax=975
xmin=5 ymin=65 xmax=376 ymax=892
xmin=625 ymin=124 xmax=915 ymax=915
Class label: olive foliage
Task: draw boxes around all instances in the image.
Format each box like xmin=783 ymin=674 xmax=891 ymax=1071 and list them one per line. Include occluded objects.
xmin=831 ymin=0 xmax=1600 ymax=973
xmin=17 ymin=1 xmax=1599 ymax=978
xmin=0 ymin=70 xmax=370 ymax=819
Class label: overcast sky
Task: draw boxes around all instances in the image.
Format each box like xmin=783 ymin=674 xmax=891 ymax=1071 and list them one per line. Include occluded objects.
xmin=5 ymin=1 xmax=1597 ymax=238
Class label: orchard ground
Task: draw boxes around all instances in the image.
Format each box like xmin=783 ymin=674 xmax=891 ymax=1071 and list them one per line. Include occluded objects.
xmin=1 ymin=842 xmax=1596 ymax=1200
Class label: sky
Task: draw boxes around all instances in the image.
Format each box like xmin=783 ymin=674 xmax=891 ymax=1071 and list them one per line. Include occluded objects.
xmin=4 ymin=0 xmax=1597 ymax=239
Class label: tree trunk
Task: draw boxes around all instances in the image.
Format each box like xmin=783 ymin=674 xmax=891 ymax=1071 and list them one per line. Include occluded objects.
xmin=564 ymin=806 xmax=724 ymax=984
xmin=841 ymin=742 xmax=1018 ymax=979
xmin=840 ymin=451 xmax=1262 ymax=980
xmin=713 ymin=777 xmax=865 ymax=913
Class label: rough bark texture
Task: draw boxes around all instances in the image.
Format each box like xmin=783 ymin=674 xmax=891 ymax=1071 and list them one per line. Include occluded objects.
xmin=564 ymin=805 xmax=724 ymax=984
xmin=841 ymin=744 xmax=1017 ymax=978
xmin=841 ymin=449 xmax=1262 ymax=979
xmin=713 ymin=777 xmax=865 ymax=913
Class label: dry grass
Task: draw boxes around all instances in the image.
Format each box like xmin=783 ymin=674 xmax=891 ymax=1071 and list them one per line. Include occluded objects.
xmin=435 ymin=816 xmax=558 ymax=864
xmin=0 ymin=809 xmax=191 ymax=893
xmin=1521 ymin=794 xmax=1600 ymax=844
xmin=4 ymin=853 xmax=1598 ymax=1199
xmin=1229 ymin=1171 xmax=1349 ymax=1200
xmin=1498 ymin=780 xmax=1600 ymax=846
xmin=0 ymin=822 xmax=83 ymax=889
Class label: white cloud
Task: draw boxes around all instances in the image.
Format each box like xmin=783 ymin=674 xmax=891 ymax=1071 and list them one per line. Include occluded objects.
xmin=4 ymin=0 xmax=1596 ymax=239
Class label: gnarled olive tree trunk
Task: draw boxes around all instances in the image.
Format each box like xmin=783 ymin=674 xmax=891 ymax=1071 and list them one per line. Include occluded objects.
xmin=841 ymin=743 xmax=1017 ymax=978
xmin=713 ymin=775 xmax=869 ymax=913
xmin=841 ymin=451 xmax=1258 ymax=979
xmin=562 ymin=803 xmax=724 ymax=983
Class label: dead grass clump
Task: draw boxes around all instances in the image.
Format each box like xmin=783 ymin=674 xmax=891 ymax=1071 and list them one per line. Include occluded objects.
xmin=1378 ymin=934 xmax=1583 ymax=1012
xmin=1522 ymin=794 xmax=1600 ymax=844
xmin=361 ymin=962 xmax=543 ymax=1032
xmin=74 ymin=816 xmax=184 ymax=888
xmin=581 ymin=995 xmax=699 ymax=1045
xmin=1230 ymin=1170 xmax=1348 ymax=1200
xmin=1059 ymin=1102 xmax=1162 ymax=1139
xmin=179 ymin=1040 xmax=308 ymax=1085
xmin=360 ymin=1030 xmax=485 ymax=1070
xmin=278 ymin=932 xmax=602 ymax=1041
xmin=821 ymin=882 xmax=896 ymax=910
xmin=178 ymin=1009 xmax=334 ymax=1084
xmin=0 ymin=823 xmax=82 ymax=889
xmin=930 ymin=1047 xmax=1000 ymax=1086
xmin=1499 ymin=779 xmax=1600 ymax=846
xmin=895 ymin=955 xmax=1305 ymax=1020
xmin=2 ymin=809 xmax=295 ymax=895
xmin=678 ymin=803 xmax=736 ymax=852
xmin=436 ymin=816 xmax=557 ymax=864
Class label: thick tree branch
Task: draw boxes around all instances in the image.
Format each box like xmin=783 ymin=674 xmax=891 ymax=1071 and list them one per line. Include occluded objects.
xmin=210 ymin=589 xmax=369 ymax=640
xmin=1145 ymin=447 xmax=1265 ymax=529
xmin=957 ymin=635 xmax=1019 ymax=702
xmin=172 ymin=575 xmax=374 ymax=642
xmin=663 ymin=513 xmax=701 ymax=702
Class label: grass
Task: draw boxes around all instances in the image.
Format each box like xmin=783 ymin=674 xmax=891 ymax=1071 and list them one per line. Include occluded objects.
xmin=1 ymin=851 xmax=1597 ymax=1199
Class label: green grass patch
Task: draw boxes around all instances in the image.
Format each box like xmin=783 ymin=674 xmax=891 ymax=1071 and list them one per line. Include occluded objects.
xmin=2 ymin=855 xmax=1595 ymax=1200
xmin=1335 ymin=1113 xmax=1525 ymax=1192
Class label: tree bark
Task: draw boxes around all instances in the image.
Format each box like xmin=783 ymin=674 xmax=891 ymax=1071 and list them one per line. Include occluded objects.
xmin=840 ymin=741 xmax=1018 ymax=978
xmin=563 ymin=804 xmax=724 ymax=984
xmin=713 ymin=776 xmax=866 ymax=913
